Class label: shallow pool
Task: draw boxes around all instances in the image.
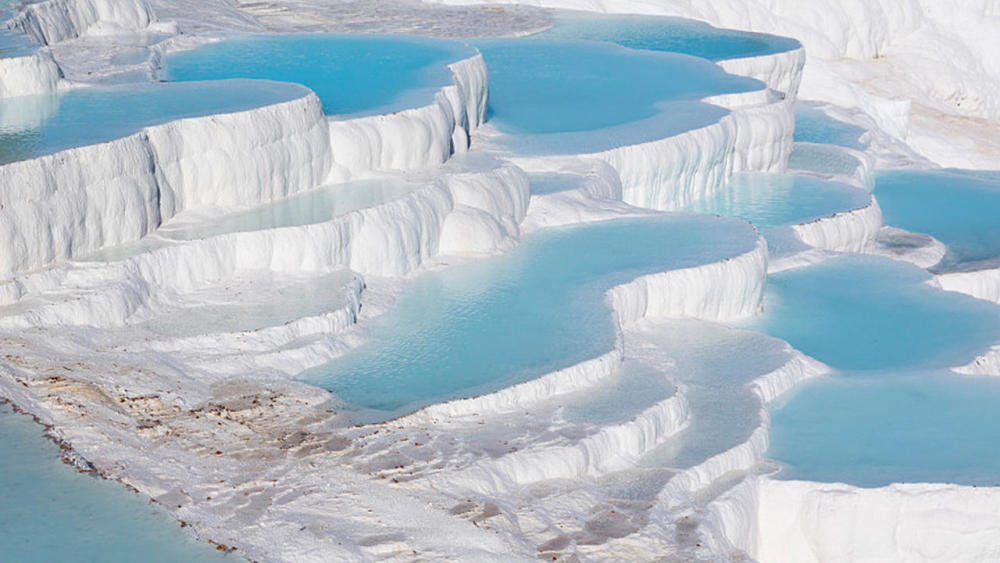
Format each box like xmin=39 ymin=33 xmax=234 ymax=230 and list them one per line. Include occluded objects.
xmin=793 ymin=105 xmax=867 ymax=150
xmin=687 ymin=173 xmax=871 ymax=229
xmin=475 ymin=37 xmax=760 ymax=154
xmin=162 ymin=34 xmax=473 ymax=117
xmin=0 ymin=1 xmax=37 ymax=59
xmin=746 ymin=255 xmax=1000 ymax=371
xmin=786 ymin=143 xmax=864 ymax=177
xmin=769 ymin=372 xmax=1000 ymax=487
xmin=875 ymin=168 xmax=1000 ymax=271
xmin=304 ymin=214 xmax=758 ymax=422
xmin=756 ymin=255 xmax=1000 ymax=486
xmin=0 ymin=79 xmax=308 ymax=165
xmin=0 ymin=402 xmax=226 ymax=562
xmin=537 ymin=12 xmax=800 ymax=62
xmin=78 ymin=176 xmax=420 ymax=264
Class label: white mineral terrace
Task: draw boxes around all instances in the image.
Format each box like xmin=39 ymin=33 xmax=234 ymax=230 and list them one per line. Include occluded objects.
xmin=1 ymin=0 xmax=999 ymax=561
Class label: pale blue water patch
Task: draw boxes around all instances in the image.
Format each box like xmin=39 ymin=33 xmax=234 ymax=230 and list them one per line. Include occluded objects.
xmin=163 ymin=177 xmax=420 ymax=241
xmin=304 ymin=214 xmax=758 ymax=422
xmin=0 ymin=402 xmax=227 ymax=562
xmin=641 ymin=320 xmax=791 ymax=469
xmin=787 ymin=143 xmax=863 ymax=177
xmin=561 ymin=359 xmax=675 ymax=426
xmin=687 ymin=173 xmax=870 ymax=228
xmin=475 ymin=38 xmax=760 ymax=154
xmin=538 ymin=12 xmax=800 ymax=61
xmin=0 ymin=79 xmax=308 ymax=165
xmin=597 ymin=320 xmax=799 ymax=502
xmin=527 ymin=172 xmax=587 ymax=195
xmin=875 ymin=169 xmax=1000 ymax=271
xmin=687 ymin=173 xmax=870 ymax=256
xmin=768 ymin=372 xmax=1000 ymax=487
xmin=0 ymin=1 xmax=39 ymax=58
xmin=745 ymin=255 xmax=1000 ymax=371
xmin=78 ymin=177 xmax=419 ymax=263
xmin=794 ymin=105 xmax=867 ymax=150
xmin=162 ymin=34 xmax=473 ymax=117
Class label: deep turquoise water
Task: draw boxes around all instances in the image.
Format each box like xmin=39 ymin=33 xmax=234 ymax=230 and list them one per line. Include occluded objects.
xmin=748 ymin=255 xmax=1000 ymax=371
xmin=162 ymin=34 xmax=472 ymax=116
xmin=875 ymin=168 xmax=1000 ymax=271
xmin=538 ymin=12 xmax=801 ymax=61
xmin=769 ymin=373 xmax=1000 ymax=487
xmin=793 ymin=105 xmax=867 ymax=150
xmin=304 ymin=214 xmax=758 ymax=422
xmin=0 ymin=403 xmax=226 ymax=562
xmin=0 ymin=79 xmax=308 ymax=165
xmin=474 ymin=38 xmax=759 ymax=154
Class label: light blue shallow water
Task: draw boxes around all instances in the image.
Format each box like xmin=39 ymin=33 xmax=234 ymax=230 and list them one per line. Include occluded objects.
xmin=686 ymin=173 xmax=871 ymax=256
xmin=793 ymin=105 xmax=867 ymax=150
xmin=786 ymin=143 xmax=863 ymax=177
xmin=0 ymin=79 xmax=308 ymax=165
xmin=162 ymin=34 xmax=472 ymax=116
xmin=687 ymin=173 xmax=871 ymax=229
xmin=875 ymin=169 xmax=1000 ymax=271
xmin=0 ymin=403 xmax=227 ymax=562
xmin=756 ymin=255 xmax=1000 ymax=486
xmin=769 ymin=373 xmax=1000 ymax=487
xmin=304 ymin=214 xmax=758 ymax=422
xmin=475 ymin=38 xmax=760 ymax=154
xmin=747 ymin=255 xmax=1000 ymax=371
xmin=0 ymin=1 xmax=38 ymax=59
xmin=538 ymin=12 xmax=801 ymax=61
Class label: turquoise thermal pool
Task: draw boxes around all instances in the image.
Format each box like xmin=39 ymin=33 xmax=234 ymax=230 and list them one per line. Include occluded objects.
xmin=538 ymin=12 xmax=801 ymax=61
xmin=304 ymin=214 xmax=758 ymax=422
xmin=768 ymin=373 xmax=1000 ymax=487
xmin=747 ymin=255 xmax=1000 ymax=371
xmin=162 ymin=34 xmax=473 ymax=116
xmin=0 ymin=403 xmax=226 ymax=562
xmin=793 ymin=105 xmax=867 ymax=150
xmin=876 ymin=168 xmax=1000 ymax=271
xmin=475 ymin=37 xmax=760 ymax=154
xmin=0 ymin=79 xmax=308 ymax=165
xmin=687 ymin=172 xmax=871 ymax=228
xmin=756 ymin=256 xmax=1000 ymax=486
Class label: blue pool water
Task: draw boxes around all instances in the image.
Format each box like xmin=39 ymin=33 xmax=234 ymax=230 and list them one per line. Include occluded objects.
xmin=304 ymin=214 xmax=758 ymax=421
xmin=0 ymin=79 xmax=308 ymax=165
xmin=0 ymin=403 xmax=226 ymax=562
xmin=787 ymin=143 xmax=863 ymax=177
xmin=687 ymin=173 xmax=871 ymax=229
xmin=163 ymin=34 xmax=472 ymax=116
xmin=0 ymin=1 xmax=38 ymax=59
xmin=758 ymin=255 xmax=1000 ymax=486
xmin=769 ymin=373 xmax=1000 ymax=487
xmin=875 ymin=169 xmax=1000 ymax=271
xmin=538 ymin=12 xmax=801 ymax=62
xmin=475 ymin=38 xmax=759 ymax=154
xmin=793 ymin=105 xmax=867 ymax=150
xmin=747 ymin=255 xmax=1000 ymax=371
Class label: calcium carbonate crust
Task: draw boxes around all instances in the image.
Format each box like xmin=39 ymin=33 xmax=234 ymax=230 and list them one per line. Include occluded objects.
xmin=6 ymin=0 xmax=156 ymax=45
xmin=0 ymin=50 xmax=63 ymax=98
xmin=0 ymin=89 xmax=331 ymax=280
xmin=0 ymin=49 xmax=490 ymax=282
